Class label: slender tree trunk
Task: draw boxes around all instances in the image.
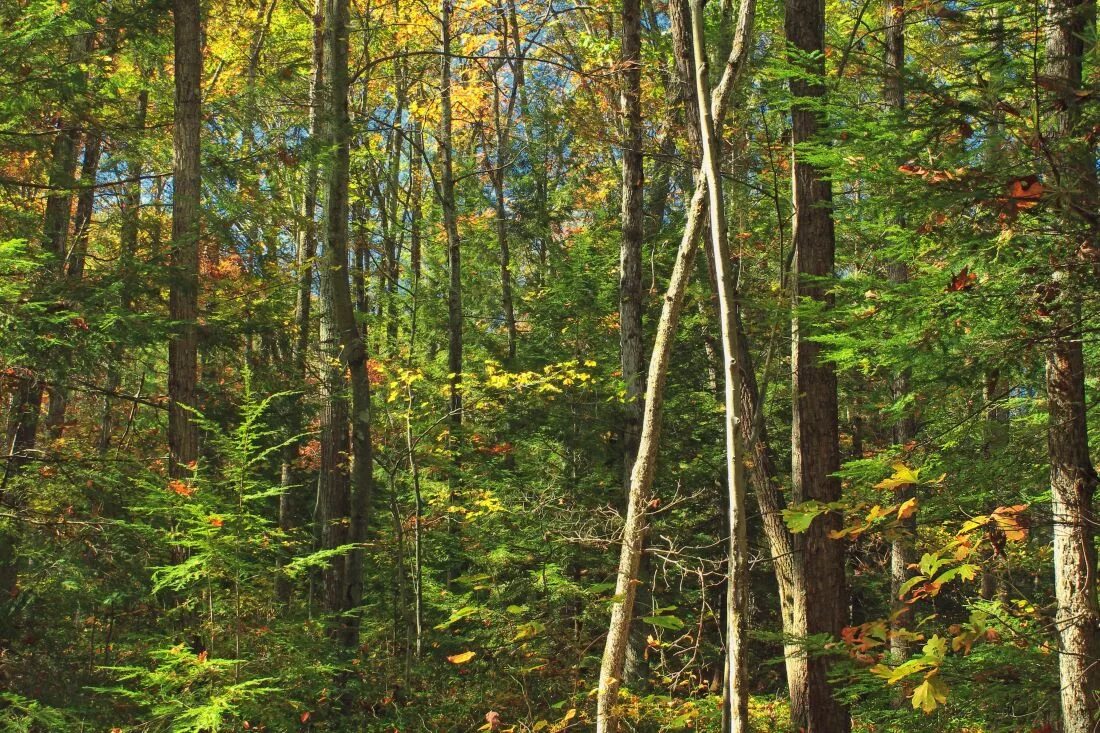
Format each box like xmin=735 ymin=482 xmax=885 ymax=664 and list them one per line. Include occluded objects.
xmin=687 ymin=2 xmax=754 ymax=729
xmin=785 ymin=0 xmax=850 ymax=727
xmin=1043 ymin=0 xmax=1100 ymax=727
xmin=168 ymin=0 xmax=202 ymax=478
xmin=595 ymin=8 xmax=756 ymax=727
xmin=99 ymin=89 xmax=147 ymax=456
xmin=440 ymin=0 xmax=464 ymax=584
xmin=882 ymin=0 xmax=917 ymax=664
xmin=277 ymin=0 xmax=325 ymax=605
xmin=618 ymin=0 xmax=645 ymax=496
xmin=319 ymin=0 xmax=374 ymax=648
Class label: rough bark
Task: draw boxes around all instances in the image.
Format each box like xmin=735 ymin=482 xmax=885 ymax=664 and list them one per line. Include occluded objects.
xmin=319 ymin=0 xmax=374 ymax=648
xmin=786 ymin=0 xmax=850 ymax=727
xmin=1043 ymin=0 xmax=1100 ymax=726
xmin=168 ymin=0 xmax=202 ymax=478
xmin=618 ymin=0 xmax=645 ymax=497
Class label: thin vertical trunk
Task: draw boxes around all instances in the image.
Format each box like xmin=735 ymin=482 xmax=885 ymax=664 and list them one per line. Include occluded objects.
xmin=594 ymin=8 xmax=755 ymax=727
xmin=319 ymin=0 xmax=374 ymax=648
xmin=169 ymin=0 xmax=202 ymax=478
xmin=687 ymin=2 xmax=754 ymax=729
xmin=440 ymin=0 xmax=463 ymax=584
xmin=618 ymin=0 xmax=645 ymax=495
xmin=99 ymin=89 xmax=146 ymax=456
xmin=882 ymin=0 xmax=916 ymax=664
xmin=1043 ymin=0 xmax=1100 ymax=727
xmin=277 ymin=0 xmax=324 ymax=605
xmin=786 ymin=0 xmax=850 ymax=727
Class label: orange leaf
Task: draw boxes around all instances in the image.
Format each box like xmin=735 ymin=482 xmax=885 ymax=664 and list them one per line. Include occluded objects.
xmin=300 ymin=711 xmax=311 ymax=723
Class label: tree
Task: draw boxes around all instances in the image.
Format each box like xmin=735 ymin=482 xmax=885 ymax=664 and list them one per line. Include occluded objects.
xmin=168 ymin=0 xmax=202 ymax=478
xmin=785 ymin=0 xmax=850 ymax=727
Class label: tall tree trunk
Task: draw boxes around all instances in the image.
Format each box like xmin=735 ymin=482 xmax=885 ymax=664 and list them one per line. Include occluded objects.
xmin=1043 ymin=0 xmax=1100 ymax=727
xmin=687 ymin=2 xmax=754 ymax=729
xmin=277 ymin=0 xmax=324 ymax=605
xmin=319 ymin=0 xmax=374 ymax=648
xmin=44 ymin=132 xmax=102 ymax=439
xmin=594 ymin=7 xmax=755 ymax=727
xmin=99 ymin=89 xmax=147 ymax=456
xmin=882 ymin=0 xmax=917 ymax=664
xmin=785 ymin=0 xmax=850 ymax=727
xmin=618 ymin=0 xmax=645 ymax=496
xmin=440 ymin=0 xmax=463 ymax=584
xmin=168 ymin=0 xmax=202 ymax=478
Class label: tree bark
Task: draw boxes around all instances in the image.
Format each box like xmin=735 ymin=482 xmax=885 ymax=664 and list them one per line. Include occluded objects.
xmin=168 ymin=0 xmax=202 ymax=478
xmin=882 ymin=0 xmax=917 ymax=665
xmin=277 ymin=0 xmax=324 ymax=606
xmin=1043 ymin=0 xmax=1100 ymax=727
xmin=595 ymin=5 xmax=756 ymax=726
xmin=785 ymin=0 xmax=850 ymax=727
xmin=319 ymin=0 xmax=374 ymax=648
xmin=687 ymin=1 xmax=754 ymax=729
xmin=618 ymin=0 xmax=645 ymax=496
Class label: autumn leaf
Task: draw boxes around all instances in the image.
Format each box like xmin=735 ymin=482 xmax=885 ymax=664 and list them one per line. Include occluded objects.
xmin=897 ymin=497 xmax=919 ymax=520
xmin=447 ymin=650 xmax=476 ymax=664
xmin=300 ymin=710 xmax=311 ymax=723
xmin=912 ymin=672 xmax=949 ymax=713
xmin=947 ymin=266 xmax=977 ymax=292
xmin=875 ymin=463 xmax=921 ymax=490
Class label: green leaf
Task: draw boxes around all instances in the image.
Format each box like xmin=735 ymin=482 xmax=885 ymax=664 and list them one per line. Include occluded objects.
xmin=643 ymin=614 xmax=685 ymax=631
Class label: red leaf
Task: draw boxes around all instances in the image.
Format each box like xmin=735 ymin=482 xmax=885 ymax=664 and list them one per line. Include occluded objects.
xmin=947 ymin=266 xmax=977 ymax=292
xmin=300 ymin=711 xmax=311 ymax=723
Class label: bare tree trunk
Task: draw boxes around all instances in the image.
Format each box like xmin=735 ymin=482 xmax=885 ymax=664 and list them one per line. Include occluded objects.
xmin=618 ymin=0 xmax=645 ymax=496
xmin=687 ymin=2 xmax=754 ymax=729
xmin=440 ymin=0 xmax=463 ymax=585
xmin=99 ymin=88 xmax=146 ymax=457
xmin=785 ymin=0 xmax=850 ymax=727
xmin=1043 ymin=0 xmax=1100 ymax=727
xmin=277 ymin=0 xmax=324 ymax=606
xmin=882 ymin=0 xmax=917 ymax=665
xmin=168 ymin=0 xmax=202 ymax=479
xmin=595 ymin=6 xmax=756 ymax=726
xmin=319 ymin=0 xmax=374 ymax=648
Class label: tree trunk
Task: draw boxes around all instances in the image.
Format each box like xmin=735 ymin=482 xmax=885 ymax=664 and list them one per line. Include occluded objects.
xmin=168 ymin=0 xmax=202 ymax=478
xmin=319 ymin=0 xmax=374 ymax=648
xmin=440 ymin=0 xmax=463 ymax=584
xmin=687 ymin=1 xmax=755 ymax=729
xmin=1043 ymin=0 xmax=1100 ymax=727
xmin=618 ymin=0 xmax=645 ymax=497
xmin=277 ymin=0 xmax=324 ymax=606
xmin=786 ymin=0 xmax=850 ymax=726
xmin=594 ymin=6 xmax=756 ymax=726
xmin=882 ymin=0 xmax=917 ymax=664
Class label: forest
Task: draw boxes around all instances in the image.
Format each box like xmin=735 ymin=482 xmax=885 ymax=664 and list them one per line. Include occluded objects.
xmin=1 ymin=0 xmax=1098 ymax=729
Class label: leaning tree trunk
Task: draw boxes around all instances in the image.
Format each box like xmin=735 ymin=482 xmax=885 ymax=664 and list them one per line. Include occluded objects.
xmin=594 ymin=3 xmax=756 ymax=726
xmin=687 ymin=1 xmax=754 ymax=729
xmin=785 ymin=0 xmax=850 ymax=727
xmin=1042 ymin=0 xmax=1100 ymax=727
xmin=168 ymin=0 xmax=202 ymax=479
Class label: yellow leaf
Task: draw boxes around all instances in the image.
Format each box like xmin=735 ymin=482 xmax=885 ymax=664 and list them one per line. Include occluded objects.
xmin=897 ymin=497 xmax=919 ymax=520
xmin=875 ymin=463 xmax=921 ymax=491
xmin=447 ymin=650 xmax=476 ymax=664
xmin=911 ymin=671 xmax=948 ymax=713
xmin=562 ymin=708 xmax=577 ymax=722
